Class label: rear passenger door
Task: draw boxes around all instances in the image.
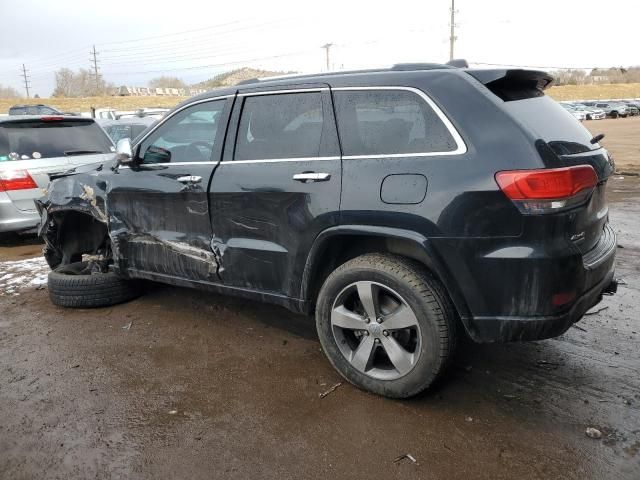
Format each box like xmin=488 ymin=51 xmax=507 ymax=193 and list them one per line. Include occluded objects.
xmin=210 ymin=86 xmax=341 ymax=297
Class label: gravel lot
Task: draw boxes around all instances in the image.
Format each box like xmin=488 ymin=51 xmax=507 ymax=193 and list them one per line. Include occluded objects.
xmin=0 ymin=119 xmax=639 ymax=480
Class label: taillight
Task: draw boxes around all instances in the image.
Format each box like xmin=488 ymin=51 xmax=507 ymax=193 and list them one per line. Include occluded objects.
xmin=495 ymin=165 xmax=598 ymax=214
xmin=41 ymin=116 xmax=64 ymax=121
xmin=0 ymin=170 xmax=38 ymax=191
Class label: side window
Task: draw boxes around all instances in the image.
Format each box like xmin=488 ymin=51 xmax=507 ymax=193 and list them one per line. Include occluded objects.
xmin=138 ymin=100 xmax=225 ymax=164
xmin=234 ymin=92 xmax=323 ymax=160
xmin=332 ymin=90 xmax=457 ymax=156
xmin=40 ymin=107 xmax=56 ymax=114
xmin=27 ymin=106 xmax=39 ymax=115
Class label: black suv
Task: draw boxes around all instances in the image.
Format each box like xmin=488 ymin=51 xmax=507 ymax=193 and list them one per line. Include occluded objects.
xmin=37 ymin=63 xmax=617 ymax=398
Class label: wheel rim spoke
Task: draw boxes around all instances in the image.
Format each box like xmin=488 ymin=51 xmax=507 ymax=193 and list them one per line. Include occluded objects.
xmin=330 ymin=280 xmax=422 ymax=380
xmin=380 ymin=335 xmax=414 ymax=376
xmin=331 ymin=305 xmax=366 ymax=330
xmin=381 ymin=304 xmax=418 ymax=330
xmin=350 ymin=335 xmax=376 ymax=372
xmin=356 ymin=281 xmax=379 ymax=320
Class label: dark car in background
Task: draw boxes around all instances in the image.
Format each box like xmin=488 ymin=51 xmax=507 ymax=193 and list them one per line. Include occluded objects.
xmin=38 ymin=63 xmax=617 ymax=398
xmin=9 ymin=104 xmax=71 ymax=116
xmin=0 ymin=116 xmax=115 ymax=233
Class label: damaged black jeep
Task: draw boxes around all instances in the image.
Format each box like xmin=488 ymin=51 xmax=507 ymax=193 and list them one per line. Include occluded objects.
xmin=37 ymin=63 xmax=618 ymax=398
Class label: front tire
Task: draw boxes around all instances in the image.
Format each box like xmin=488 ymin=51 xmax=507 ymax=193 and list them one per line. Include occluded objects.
xmin=48 ymin=261 xmax=140 ymax=308
xmin=315 ymin=254 xmax=457 ymax=398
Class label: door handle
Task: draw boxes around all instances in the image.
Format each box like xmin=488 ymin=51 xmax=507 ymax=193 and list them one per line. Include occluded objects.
xmin=177 ymin=175 xmax=202 ymax=184
xmin=292 ymin=172 xmax=331 ymax=183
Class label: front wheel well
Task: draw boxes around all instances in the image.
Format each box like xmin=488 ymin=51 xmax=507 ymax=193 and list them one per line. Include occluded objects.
xmin=43 ymin=210 xmax=109 ymax=268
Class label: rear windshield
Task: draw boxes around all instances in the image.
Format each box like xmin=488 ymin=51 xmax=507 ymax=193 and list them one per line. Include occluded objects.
xmin=502 ymin=96 xmax=596 ymax=154
xmin=0 ymin=120 xmax=114 ymax=161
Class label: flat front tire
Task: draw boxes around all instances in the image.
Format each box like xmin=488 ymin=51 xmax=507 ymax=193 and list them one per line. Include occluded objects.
xmin=315 ymin=253 xmax=457 ymax=398
xmin=48 ymin=261 xmax=140 ymax=308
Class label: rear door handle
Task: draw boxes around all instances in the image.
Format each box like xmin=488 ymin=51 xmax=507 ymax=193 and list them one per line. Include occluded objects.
xmin=177 ymin=175 xmax=202 ymax=184
xmin=292 ymin=172 xmax=331 ymax=183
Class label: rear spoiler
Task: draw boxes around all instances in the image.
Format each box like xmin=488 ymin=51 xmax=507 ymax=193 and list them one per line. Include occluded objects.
xmin=465 ymin=69 xmax=554 ymax=101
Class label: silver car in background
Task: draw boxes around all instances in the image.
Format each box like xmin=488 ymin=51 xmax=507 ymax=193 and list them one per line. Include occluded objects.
xmin=0 ymin=115 xmax=115 ymax=233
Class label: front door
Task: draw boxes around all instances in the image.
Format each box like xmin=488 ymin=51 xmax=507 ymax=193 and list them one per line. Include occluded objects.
xmin=107 ymin=97 xmax=232 ymax=281
xmin=210 ymin=86 xmax=342 ymax=298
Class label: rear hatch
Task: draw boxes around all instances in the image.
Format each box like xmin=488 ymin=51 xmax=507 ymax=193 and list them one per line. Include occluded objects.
xmin=468 ymin=69 xmax=613 ymax=255
xmin=0 ymin=117 xmax=115 ymax=211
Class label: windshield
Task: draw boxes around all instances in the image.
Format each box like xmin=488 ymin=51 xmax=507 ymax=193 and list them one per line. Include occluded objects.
xmin=0 ymin=119 xmax=114 ymax=161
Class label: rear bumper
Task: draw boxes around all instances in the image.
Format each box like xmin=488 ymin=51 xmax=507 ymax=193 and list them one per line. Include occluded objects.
xmin=0 ymin=193 xmax=39 ymax=233
xmin=467 ymin=265 xmax=616 ymax=342
xmin=438 ymin=223 xmax=617 ymax=343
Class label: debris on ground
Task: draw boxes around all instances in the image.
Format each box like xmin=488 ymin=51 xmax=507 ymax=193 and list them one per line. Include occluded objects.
xmin=393 ymin=453 xmax=417 ymax=464
xmin=536 ymin=360 xmax=561 ymax=369
xmin=585 ymin=306 xmax=609 ymax=316
xmin=572 ymin=324 xmax=588 ymax=332
xmin=585 ymin=427 xmax=602 ymax=439
xmin=465 ymin=416 xmax=473 ymax=422
xmin=319 ymin=382 xmax=342 ymax=398
xmin=122 ymin=321 xmax=133 ymax=331
xmin=169 ymin=410 xmax=178 ymax=415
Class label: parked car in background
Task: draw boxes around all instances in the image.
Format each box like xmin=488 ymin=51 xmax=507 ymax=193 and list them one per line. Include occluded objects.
xmin=38 ymin=63 xmax=617 ymax=398
xmin=0 ymin=115 xmax=115 ymax=233
xmin=560 ymin=103 xmax=586 ymax=121
xmin=620 ymin=102 xmax=639 ymax=116
xmin=118 ymin=108 xmax=170 ymax=120
xmin=582 ymin=101 xmax=628 ymax=118
xmin=568 ymin=103 xmax=605 ymax=120
xmin=9 ymin=104 xmax=68 ymax=116
xmin=100 ymin=116 xmax=156 ymax=143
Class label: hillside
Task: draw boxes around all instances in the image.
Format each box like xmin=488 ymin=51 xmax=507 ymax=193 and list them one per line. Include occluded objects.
xmin=193 ymin=67 xmax=293 ymax=90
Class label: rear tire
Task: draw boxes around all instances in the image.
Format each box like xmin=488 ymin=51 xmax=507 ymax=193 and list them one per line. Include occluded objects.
xmin=315 ymin=253 xmax=457 ymax=398
xmin=48 ymin=261 xmax=140 ymax=308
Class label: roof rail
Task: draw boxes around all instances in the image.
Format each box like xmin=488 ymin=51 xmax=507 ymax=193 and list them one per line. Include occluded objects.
xmin=390 ymin=63 xmax=454 ymax=71
xmin=446 ymin=59 xmax=469 ymax=68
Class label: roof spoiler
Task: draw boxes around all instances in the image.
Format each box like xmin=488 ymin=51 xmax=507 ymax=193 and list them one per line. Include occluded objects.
xmin=466 ymin=69 xmax=554 ymax=101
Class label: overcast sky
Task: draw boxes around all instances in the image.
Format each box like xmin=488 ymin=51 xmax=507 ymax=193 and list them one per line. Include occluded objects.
xmin=0 ymin=0 xmax=638 ymax=97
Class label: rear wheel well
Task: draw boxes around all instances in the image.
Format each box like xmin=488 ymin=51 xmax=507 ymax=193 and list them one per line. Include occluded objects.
xmin=305 ymin=235 xmax=444 ymax=311
xmin=44 ymin=211 xmax=109 ymax=268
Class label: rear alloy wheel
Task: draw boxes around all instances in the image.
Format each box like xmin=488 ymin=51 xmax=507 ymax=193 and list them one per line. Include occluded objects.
xmin=331 ymin=281 xmax=422 ymax=380
xmin=316 ymin=253 xmax=457 ymax=398
xmin=48 ymin=261 xmax=140 ymax=308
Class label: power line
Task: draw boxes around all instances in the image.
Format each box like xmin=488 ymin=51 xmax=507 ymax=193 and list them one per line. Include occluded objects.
xmin=101 ymin=48 xmax=316 ymax=76
xmin=97 ymin=19 xmax=243 ymax=47
xmin=21 ymin=64 xmax=31 ymax=98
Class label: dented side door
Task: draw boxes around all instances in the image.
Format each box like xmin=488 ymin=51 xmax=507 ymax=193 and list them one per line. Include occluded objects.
xmin=106 ymin=96 xmax=233 ymax=281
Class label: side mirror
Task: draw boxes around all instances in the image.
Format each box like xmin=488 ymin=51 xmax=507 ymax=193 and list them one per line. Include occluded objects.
xmin=116 ymin=138 xmax=134 ymax=165
xmin=142 ymin=146 xmax=171 ymax=164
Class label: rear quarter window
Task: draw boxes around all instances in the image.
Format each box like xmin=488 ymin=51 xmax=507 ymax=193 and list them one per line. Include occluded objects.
xmin=332 ymin=89 xmax=458 ymax=156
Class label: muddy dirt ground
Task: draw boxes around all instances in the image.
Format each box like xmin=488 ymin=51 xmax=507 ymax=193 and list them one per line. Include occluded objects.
xmin=1 ymin=123 xmax=639 ymax=479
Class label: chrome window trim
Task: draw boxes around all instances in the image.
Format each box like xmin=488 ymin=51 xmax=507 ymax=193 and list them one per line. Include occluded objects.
xmin=133 ymin=95 xmax=233 ymax=148
xmin=331 ymin=86 xmax=467 ymax=158
xmin=238 ymin=88 xmax=329 ymax=97
xmin=220 ymin=156 xmax=340 ymax=165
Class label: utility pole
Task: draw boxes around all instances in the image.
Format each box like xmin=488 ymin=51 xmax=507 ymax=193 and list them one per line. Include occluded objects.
xmin=321 ymin=43 xmax=333 ymax=71
xmin=449 ymin=0 xmax=457 ymax=61
xmin=21 ymin=64 xmax=31 ymax=98
xmin=90 ymin=45 xmax=100 ymax=93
